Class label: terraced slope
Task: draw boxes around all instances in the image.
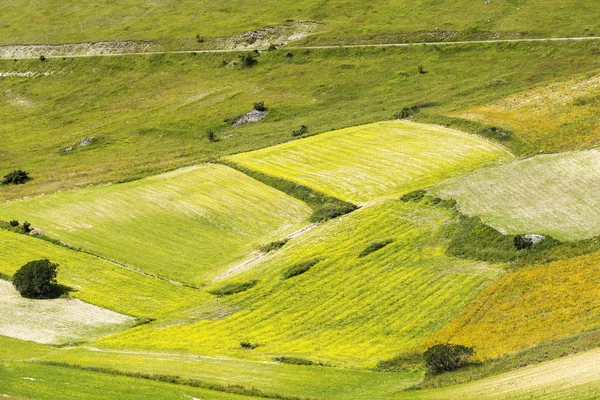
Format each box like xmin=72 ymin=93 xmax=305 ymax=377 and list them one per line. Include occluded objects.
xmin=393 ymin=347 xmax=600 ymax=400
xmin=99 ymin=200 xmax=503 ymax=366
xmin=0 ymin=280 xmax=136 ymax=345
xmin=228 ymin=121 xmax=511 ymax=204
xmin=458 ymin=74 xmax=600 ymax=152
xmin=429 ymin=150 xmax=600 ymax=241
xmin=0 ymin=164 xmax=311 ymax=285
xmin=432 ymin=251 xmax=600 ymax=359
xmin=0 ymin=229 xmax=211 ymax=319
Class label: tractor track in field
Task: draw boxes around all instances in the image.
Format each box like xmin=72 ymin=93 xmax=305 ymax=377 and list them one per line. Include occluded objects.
xmin=1 ymin=36 xmax=600 ymax=60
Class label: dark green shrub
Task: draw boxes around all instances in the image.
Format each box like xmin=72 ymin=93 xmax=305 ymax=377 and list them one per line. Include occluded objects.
xmin=2 ymin=170 xmax=30 ymax=185
xmin=394 ymin=106 xmax=420 ymax=119
xmin=282 ymin=259 xmax=322 ymax=280
xmin=309 ymin=201 xmax=357 ymax=223
xmin=253 ymin=101 xmax=267 ymax=112
xmin=359 ymin=240 xmax=394 ymax=258
xmin=400 ymin=190 xmax=427 ymax=202
xmin=12 ymin=259 xmax=60 ymax=299
xmin=240 ymin=341 xmax=259 ymax=349
xmin=195 ymin=33 xmax=205 ymax=43
xmin=424 ymin=344 xmax=474 ymax=373
xmin=273 ymin=356 xmax=321 ymax=366
xmin=239 ymin=54 xmax=257 ymax=68
xmin=418 ymin=64 xmax=427 ymax=74
xmin=514 ymin=234 xmax=533 ymax=250
xmin=209 ymin=280 xmax=258 ymax=296
xmin=9 ymin=220 xmax=19 ymax=227
xmin=259 ymin=239 xmax=288 ymax=253
xmin=268 ymin=44 xmax=277 ymax=51
xmin=292 ymin=125 xmax=309 ymax=137
xmin=39 ymin=55 xmax=46 ymax=62
xmin=286 ymin=52 xmax=293 ymax=58
xmin=22 ymin=221 xmax=32 ymax=233
xmin=207 ymin=129 xmax=217 ymax=142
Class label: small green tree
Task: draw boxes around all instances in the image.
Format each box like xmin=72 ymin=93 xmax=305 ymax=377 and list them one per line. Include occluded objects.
xmin=2 ymin=170 xmax=30 ymax=185
xmin=424 ymin=344 xmax=474 ymax=373
xmin=12 ymin=259 xmax=60 ymax=299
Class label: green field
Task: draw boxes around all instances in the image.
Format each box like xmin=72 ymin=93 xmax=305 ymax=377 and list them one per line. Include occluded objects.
xmin=429 ymin=150 xmax=600 ymax=241
xmin=228 ymin=121 xmax=512 ymax=204
xmin=97 ymin=200 xmax=503 ymax=366
xmin=0 ymin=164 xmax=311 ymax=285
xmin=1 ymin=41 xmax=599 ymax=202
xmin=0 ymin=280 xmax=135 ymax=345
xmin=0 ymin=0 xmax=599 ymax=46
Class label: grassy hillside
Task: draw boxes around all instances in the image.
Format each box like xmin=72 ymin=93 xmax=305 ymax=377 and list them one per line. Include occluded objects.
xmin=0 ymin=164 xmax=311 ymax=285
xmin=97 ymin=200 xmax=503 ymax=366
xmin=429 ymin=150 xmax=600 ymax=241
xmin=393 ymin=347 xmax=600 ymax=400
xmin=227 ymin=120 xmax=511 ymax=204
xmin=0 ymin=280 xmax=136 ymax=345
xmin=456 ymin=73 xmax=600 ymax=152
xmin=0 ymin=1 xmax=599 ymax=45
xmin=0 ymin=229 xmax=212 ymax=320
xmin=432 ymin=251 xmax=600 ymax=359
xmin=1 ymin=41 xmax=599 ymax=202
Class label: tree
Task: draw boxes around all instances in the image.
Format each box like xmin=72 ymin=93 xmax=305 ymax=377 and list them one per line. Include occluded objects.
xmin=2 ymin=170 xmax=30 ymax=185
xmin=424 ymin=343 xmax=474 ymax=373
xmin=12 ymin=259 xmax=60 ymax=299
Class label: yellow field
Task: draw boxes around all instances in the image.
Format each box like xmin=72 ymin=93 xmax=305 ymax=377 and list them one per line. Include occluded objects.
xmin=432 ymin=251 xmax=600 ymax=359
xmin=457 ymin=74 xmax=600 ymax=152
xmin=227 ymin=120 xmax=512 ymax=204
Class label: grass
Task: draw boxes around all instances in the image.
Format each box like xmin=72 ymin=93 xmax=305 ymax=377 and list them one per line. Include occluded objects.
xmin=96 ymin=200 xmax=503 ymax=366
xmin=1 ymin=1 xmax=599 ymax=46
xmin=456 ymin=73 xmax=600 ymax=153
xmin=227 ymin=120 xmax=512 ymax=204
xmin=0 ymin=164 xmax=311 ymax=285
xmin=429 ymin=149 xmax=600 ymax=241
xmin=0 ymin=280 xmax=136 ymax=345
xmin=209 ymin=280 xmax=259 ymax=296
xmin=431 ymin=251 xmax=600 ymax=360
xmin=1 ymin=41 xmax=600 ymax=202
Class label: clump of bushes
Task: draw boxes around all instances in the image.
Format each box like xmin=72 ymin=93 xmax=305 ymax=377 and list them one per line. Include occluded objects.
xmin=240 ymin=341 xmax=259 ymax=349
xmin=239 ymin=53 xmax=258 ymax=68
xmin=273 ymin=356 xmax=325 ymax=366
xmin=424 ymin=343 xmax=474 ymax=374
xmin=12 ymin=259 xmax=61 ymax=299
xmin=309 ymin=200 xmax=357 ymax=223
xmin=2 ymin=170 xmax=30 ymax=185
xmin=281 ymin=259 xmax=322 ymax=280
xmin=209 ymin=280 xmax=258 ymax=296
xmin=1 ymin=220 xmax=33 ymax=234
xmin=253 ymin=101 xmax=268 ymax=112
xmin=195 ymin=33 xmax=205 ymax=43
xmin=394 ymin=106 xmax=421 ymax=119
xmin=358 ymin=239 xmax=394 ymax=258
xmin=400 ymin=190 xmax=427 ymax=202
xmin=259 ymin=239 xmax=288 ymax=253
xmin=292 ymin=125 xmax=309 ymax=137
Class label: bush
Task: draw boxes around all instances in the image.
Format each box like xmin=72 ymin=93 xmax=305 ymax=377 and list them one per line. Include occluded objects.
xmin=359 ymin=240 xmax=394 ymax=258
xmin=195 ymin=33 xmax=205 ymax=43
xmin=207 ymin=129 xmax=217 ymax=142
xmin=514 ymin=234 xmax=534 ymax=250
xmin=424 ymin=344 xmax=474 ymax=373
xmin=239 ymin=54 xmax=257 ymax=68
xmin=240 ymin=341 xmax=259 ymax=349
xmin=253 ymin=101 xmax=267 ymax=112
xmin=292 ymin=125 xmax=309 ymax=137
xmin=9 ymin=220 xmax=19 ymax=227
xmin=22 ymin=221 xmax=32 ymax=233
xmin=208 ymin=280 xmax=258 ymax=296
xmin=12 ymin=259 xmax=60 ymax=299
xmin=268 ymin=44 xmax=277 ymax=51
xmin=273 ymin=356 xmax=322 ymax=366
xmin=281 ymin=259 xmax=322 ymax=280
xmin=2 ymin=170 xmax=30 ymax=185
xmin=394 ymin=106 xmax=420 ymax=119
xmin=400 ymin=190 xmax=426 ymax=202
xmin=259 ymin=239 xmax=288 ymax=253
xmin=39 ymin=55 xmax=46 ymax=62
xmin=309 ymin=201 xmax=357 ymax=223
xmin=418 ymin=64 xmax=427 ymax=74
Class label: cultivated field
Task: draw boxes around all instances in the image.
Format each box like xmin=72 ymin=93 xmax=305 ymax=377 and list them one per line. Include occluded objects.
xmin=458 ymin=74 xmax=600 ymax=152
xmin=0 ymin=280 xmax=136 ymax=345
xmin=0 ymin=0 xmax=598 ymax=46
xmin=432 ymin=251 xmax=600 ymax=359
xmin=228 ymin=121 xmax=512 ymax=204
xmin=429 ymin=150 xmax=600 ymax=241
xmin=0 ymin=164 xmax=311 ymax=285
xmin=98 ymin=200 xmax=503 ymax=365
xmin=393 ymin=347 xmax=600 ymax=400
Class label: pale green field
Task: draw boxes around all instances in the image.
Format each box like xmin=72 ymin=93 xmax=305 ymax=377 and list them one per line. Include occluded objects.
xmin=0 ymin=164 xmax=311 ymax=285
xmin=227 ymin=121 xmax=512 ymax=204
xmin=429 ymin=149 xmax=600 ymax=241
xmin=0 ymin=229 xmax=212 ymax=320
xmin=98 ymin=200 xmax=503 ymax=366
xmin=393 ymin=347 xmax=600 ymax=400
xmin=0 ymin=280 xmax=136 ymax=345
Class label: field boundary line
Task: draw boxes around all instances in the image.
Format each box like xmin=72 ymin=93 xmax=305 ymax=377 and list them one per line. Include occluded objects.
xmin=1 ymin=36 xmax=599 ymax=60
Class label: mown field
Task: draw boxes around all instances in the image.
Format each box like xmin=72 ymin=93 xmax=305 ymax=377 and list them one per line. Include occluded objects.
xmin=0 ymin=0 xmax=599 ymax=45
xmin=457 ymin=73 xmax=600 ymax=152
xmin=432 ymin=251 xmax=600 ymax=360
xmin=97 ymin=200 xmax=503 ymax=366
xmin=429 ymin=150 xmax=600 ymax=241
xmin=1 ymin=41 xmax=599 ymax=202
xmin=227 ymin=121 xmax=511 ymax=204
xmin=0 ymin=164 xmax=311 ymax=285
xmin=0 ymin=280 xmax=135 ymax=345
